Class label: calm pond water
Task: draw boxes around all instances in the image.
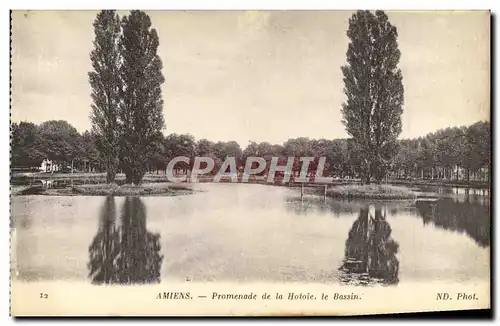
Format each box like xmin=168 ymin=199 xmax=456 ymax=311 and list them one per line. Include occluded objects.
xmin=11 ymin=183 xmax=490 ymax=286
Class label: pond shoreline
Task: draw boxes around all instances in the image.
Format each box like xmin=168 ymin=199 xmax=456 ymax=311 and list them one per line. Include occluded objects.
xmin=11 ymin=183 xmax=196 ymax=197
xmin=10 ymin=179 xmax=483 ymax=200
xmin=11 ymin=172 xmax=489 ymax=189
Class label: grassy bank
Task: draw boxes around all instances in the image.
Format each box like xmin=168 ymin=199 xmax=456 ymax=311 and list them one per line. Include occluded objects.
xmin=15 ymin=182 xmax=195 ymax=197
xmin=71 ymin=183 xmax=194 ymax=196
xmin=323 ymin=184 xmax=419 ymax=200
xmin=389 ymin=179 xmax=489 ymax=189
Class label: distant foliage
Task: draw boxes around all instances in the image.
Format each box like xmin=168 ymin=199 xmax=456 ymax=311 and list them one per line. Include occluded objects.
xmin=162 ymin=134 xmax=197 ymax=171
xmin=341 ymin=10 xmax=404 ymax=184
xmin=11 ymin=120 xmax=102 ymax=172
xmin=393 ymin=121 xmax=490 ymax=182
xmin=11 ymin=122 xmax=45 ymax=168
xmin=37 ymin=120 xmax=82 ymax=165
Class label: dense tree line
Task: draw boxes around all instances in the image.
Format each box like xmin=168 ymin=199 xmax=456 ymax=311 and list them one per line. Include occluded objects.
xmin=392 ymin=121 xmax=490 ymax=182
xmin=11 ymin=121 xmax=100 ymax=172
xmin=11 ymin=120 xmax=490 ymax=183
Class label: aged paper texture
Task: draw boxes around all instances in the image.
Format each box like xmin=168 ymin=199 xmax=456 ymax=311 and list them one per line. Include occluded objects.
xmin=10 ymin=10 xmax=491 ymax=316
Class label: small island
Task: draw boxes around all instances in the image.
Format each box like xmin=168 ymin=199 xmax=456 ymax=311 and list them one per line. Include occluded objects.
xmin=12 ymin=179 xmax=195 ymax=197
xmin=71 ymin=183 xmax=194 ymax=197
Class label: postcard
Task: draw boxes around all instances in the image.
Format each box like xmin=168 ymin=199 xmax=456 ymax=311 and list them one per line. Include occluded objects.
xmin=10 ymin=9 xmax=491 ymax=316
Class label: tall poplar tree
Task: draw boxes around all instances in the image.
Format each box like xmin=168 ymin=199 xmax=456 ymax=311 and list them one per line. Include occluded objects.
xmin=89 ymin=10 xmax=122 ymax=183
xmin=119 ymin=10 xmax=165 ymax=185
xmin=341 ymin=10 xmax=404 ymax=184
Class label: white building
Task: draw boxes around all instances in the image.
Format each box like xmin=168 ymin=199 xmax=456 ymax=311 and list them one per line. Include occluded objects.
xmin=39 ymin=159 xmax=60 ymax=173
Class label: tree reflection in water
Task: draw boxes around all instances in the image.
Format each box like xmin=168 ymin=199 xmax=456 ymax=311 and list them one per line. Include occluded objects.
xmin=88 ymin=197 xmax=163 ymax=284
xmin=339 ymin=206 xmax=399 ymax=286
xmin=415 ymin=198 xmax=490 ymax=247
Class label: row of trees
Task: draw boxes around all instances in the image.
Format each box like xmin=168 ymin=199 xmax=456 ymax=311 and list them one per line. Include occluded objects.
xmin=393 ymin=122 xmax=490 ymax=182
xmin=11 ymin=119 xmax=490 ymax=183
xmin=11 ymin=120 xmax=100 ymax=172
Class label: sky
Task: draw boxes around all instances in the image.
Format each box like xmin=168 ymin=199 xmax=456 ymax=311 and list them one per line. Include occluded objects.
xmin=11 ymin=10 xmax=490 ymax=147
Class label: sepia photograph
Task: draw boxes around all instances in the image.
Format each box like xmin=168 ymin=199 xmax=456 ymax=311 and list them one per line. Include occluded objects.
xmin=9 ymin=9 xmax=491 ymax=316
